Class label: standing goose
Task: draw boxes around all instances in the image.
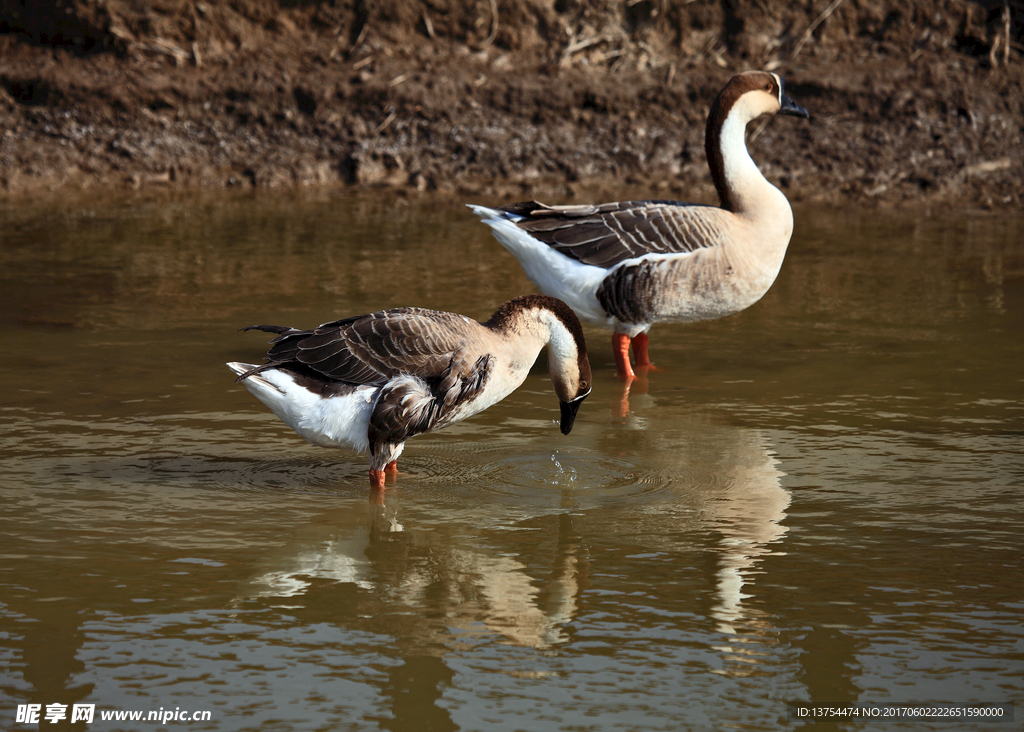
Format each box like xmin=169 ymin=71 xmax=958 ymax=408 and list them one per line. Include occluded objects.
xmin=469 ymin=71 xmax=809 ymax=379
xmin=228 ymin=295 xmax=591 ymax=490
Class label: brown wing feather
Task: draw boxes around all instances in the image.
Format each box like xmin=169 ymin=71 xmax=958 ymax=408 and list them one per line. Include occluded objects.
xmin=368 ymin=350 xmax=493 ymax=450
xmin=502 ymin=200 xmax=722 ymax=268
xmin=248 ymin=308 xmax=470 ymax=385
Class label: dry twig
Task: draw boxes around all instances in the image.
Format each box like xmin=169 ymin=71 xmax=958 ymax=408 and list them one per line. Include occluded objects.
xmin=791 ymin=0 xmax=845 ymax=61
xmin=481 ymin=0 xmax=499 ymax=48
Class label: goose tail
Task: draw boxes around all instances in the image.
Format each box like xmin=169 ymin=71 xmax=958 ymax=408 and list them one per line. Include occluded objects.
xmin=466 ymin=203 xmax=522 ymax=223
xmin=239 ymin=324 xmax=298 ymax=336
xmin=227 ymin=361 xmax=283 ymax=392
xmin=467 ymin=204 xmax=610 ymax=326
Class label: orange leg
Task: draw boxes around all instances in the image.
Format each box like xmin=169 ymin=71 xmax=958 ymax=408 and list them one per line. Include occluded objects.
xmin=631 ymin=332 xmax=652 ymax=367
xmin=369 ymin=469 xmax=386 ymax=490
xmin=385 ymin=460 xmax=398 ymax=473
xmin=612 ymin=333 xmax=635 ymax=380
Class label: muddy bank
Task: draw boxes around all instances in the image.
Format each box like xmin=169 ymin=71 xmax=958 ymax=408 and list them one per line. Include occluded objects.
xmin=0 ymin=0 xmax=1021 ymax=209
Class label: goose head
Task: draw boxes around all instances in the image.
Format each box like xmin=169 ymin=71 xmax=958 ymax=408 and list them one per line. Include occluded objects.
xmin=535 ymin=298 xmax=592 ymax=435
xmin=715 ymin=71 xmax=810 ymax=125
xmin=551 ymin=350 xmax=591 ymax=435
xmin=549 ymin=340 xmax=591 ymax=435
xmin=489 ymin=295 xmax=592 ymax=435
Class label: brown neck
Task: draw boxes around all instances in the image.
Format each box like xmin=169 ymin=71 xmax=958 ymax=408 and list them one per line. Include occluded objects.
xmin=486 ymin=295 xmax=585 ymax=346
xmin=705 ymin=88 xmax=736 ymax=212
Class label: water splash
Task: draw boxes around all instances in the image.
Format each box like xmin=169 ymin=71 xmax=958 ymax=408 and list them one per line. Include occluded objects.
xmin=548 ymin=450 xmax=578 ymax=487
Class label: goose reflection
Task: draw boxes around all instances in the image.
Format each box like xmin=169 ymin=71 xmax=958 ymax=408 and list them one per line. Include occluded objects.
xmin=584 ymin=408 xmax=790 ymax=676
xmin=236 ymin=411 xmax=786 ymax=676
xmin=702 ymin=428 xmax=789 ymax=676
xmin=245 ymin=525 xmax=379 ymax=599
xmin=238 ymin=499 xmax=586 ymax=651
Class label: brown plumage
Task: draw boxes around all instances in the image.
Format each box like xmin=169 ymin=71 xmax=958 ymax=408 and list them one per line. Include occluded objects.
xmin=470 ymin=71 xmax=810 ymax=380
xmin=228 ymin=295 xmax=592 ymax=490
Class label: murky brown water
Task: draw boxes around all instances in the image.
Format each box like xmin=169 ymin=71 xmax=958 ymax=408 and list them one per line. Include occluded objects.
xmin=1 ymin=192 xmax=1022 ymax=731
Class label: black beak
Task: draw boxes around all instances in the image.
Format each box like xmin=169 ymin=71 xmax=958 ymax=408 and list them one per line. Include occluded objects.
xmin=559 ymin=396 xmax=586 ymax=435
xmin=779 ymin=92 xmax=810 ymax=119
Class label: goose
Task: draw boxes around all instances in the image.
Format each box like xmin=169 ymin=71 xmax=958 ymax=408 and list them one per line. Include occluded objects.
xmin=469 ymin=71 xmax=809 ymax=379
xmin=227 ymin=294 xmax=592 ymax=490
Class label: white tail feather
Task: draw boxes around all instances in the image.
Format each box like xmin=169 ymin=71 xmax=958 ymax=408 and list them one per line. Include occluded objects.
xmin=468 ymin=205 xmax=611 ymax=327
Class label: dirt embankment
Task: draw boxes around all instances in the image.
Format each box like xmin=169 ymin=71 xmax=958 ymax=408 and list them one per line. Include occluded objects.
xmin=0 ymin=0 xmax=1021 ymax=209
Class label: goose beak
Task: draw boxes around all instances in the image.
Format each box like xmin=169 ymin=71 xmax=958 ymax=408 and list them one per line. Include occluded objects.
xmin=779 ymin=93 xmax=810 ymax=119
xmin=559 ymin=394 xmax=587 ymax=435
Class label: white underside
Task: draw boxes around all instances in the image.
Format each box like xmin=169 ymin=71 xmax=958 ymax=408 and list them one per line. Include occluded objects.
xmin=227 ymin=362 xmax=377 ymax=453
xmin=468 ymin=205 xmax=614 ymax=328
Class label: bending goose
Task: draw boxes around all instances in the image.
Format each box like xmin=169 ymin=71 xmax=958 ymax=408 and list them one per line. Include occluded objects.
xmin=469 ymin=71 xmax=809 ymax=379
xmin=227 ymin=295 xmax=592 ymax=490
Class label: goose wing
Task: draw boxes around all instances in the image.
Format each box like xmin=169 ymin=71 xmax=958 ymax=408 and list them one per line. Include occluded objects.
xmin=246 ymin=308 xmax=472 ymax=385
xmin=501 ymin=200 xmax=724 ymax=269
xmin=368 ymin=347 xmax=494 ymax=446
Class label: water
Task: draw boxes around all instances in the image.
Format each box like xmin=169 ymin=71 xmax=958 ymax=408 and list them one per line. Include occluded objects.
xmin=1 ymin=191 xmax=1022 ymax=731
